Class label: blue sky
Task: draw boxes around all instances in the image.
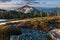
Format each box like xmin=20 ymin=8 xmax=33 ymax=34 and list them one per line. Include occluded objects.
xmin=11 ymin=0 xmax=60 ymax=3
xmin=0 ymin=0 xmax=60 ymax=9
xmin=8 ymin=0 xmax=60 ymax=5
xmin=0 ymin=0 xmax=60 ymax=3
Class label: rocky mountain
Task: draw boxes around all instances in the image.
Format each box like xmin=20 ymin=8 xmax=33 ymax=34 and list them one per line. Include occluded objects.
xmin=0 ymin=5 xmax=56 ymax=19
xmin=17 ymin=5 xmax=39 ymax=14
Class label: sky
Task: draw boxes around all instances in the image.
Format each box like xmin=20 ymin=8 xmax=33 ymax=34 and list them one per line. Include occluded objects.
xmin=0 ymin=0 xmax=60 ymax=9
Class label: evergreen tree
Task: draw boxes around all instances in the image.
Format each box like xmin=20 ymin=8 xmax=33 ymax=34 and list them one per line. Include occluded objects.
xmin=54 ymin=8 xmax=56 ymax=16
xmin=34 ymin=10 xmax=37 ymax=17
xmin=40 ymin=10 xmax=43 ymax=17
xmin=58 ymin=9 xmax=60 ymax=16
xmin=46 ymin=12 xmax=50 ymax=17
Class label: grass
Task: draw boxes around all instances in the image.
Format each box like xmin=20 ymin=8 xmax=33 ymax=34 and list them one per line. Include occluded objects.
xmin=0 ymin=16 xmax=60 ymax=32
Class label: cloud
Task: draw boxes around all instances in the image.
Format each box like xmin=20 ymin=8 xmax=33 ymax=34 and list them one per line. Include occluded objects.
xmin=22 ymin=0 xmax=36 ymax=1
xmin=0 ymin=2 xmax=24 ymax=10
xmin=0 ymin=0 xmax=11 ymax=2
xmin=21 ymin=0 xmax=40 ymax=5
xmin=0 ymin=1 xmax=60 ymax=10
xmin=27 ymin=2 xmax=60 ymax=7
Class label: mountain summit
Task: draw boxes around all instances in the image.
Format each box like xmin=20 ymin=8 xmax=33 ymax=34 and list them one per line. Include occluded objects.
xmin=17 ymin=5 xmax=37 ymax=13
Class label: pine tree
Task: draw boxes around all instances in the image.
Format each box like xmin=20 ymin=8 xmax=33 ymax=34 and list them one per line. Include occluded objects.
xmin=29 ymin=13 xmax=32 ymax=18
xmin=34 ymin=10 xmax=37 ymax=17
xmin=58 ymin=9 xmax=60 ymax=16
xmin=46 ymin=12 xmax=50 ymax=17
xmin=40 ymin=10 xmax=43 ymax=17
xmin=54 ymin=8 xmax=56 ymax=16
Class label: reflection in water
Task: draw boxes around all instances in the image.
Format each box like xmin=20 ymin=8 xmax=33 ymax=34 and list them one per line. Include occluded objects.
xmin=0 ymin=19 xmax=7 ymax=22
xmin=10 ymin=35 xmax=19 ymax=40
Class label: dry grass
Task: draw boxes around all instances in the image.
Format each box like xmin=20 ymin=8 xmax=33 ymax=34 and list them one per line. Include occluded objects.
xmin=0 ymin=16 xmax=60 ymax=32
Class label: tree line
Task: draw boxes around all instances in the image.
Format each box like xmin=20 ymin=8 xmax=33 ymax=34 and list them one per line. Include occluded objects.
xmin=0 ymin=9 xmax=60 ymax=19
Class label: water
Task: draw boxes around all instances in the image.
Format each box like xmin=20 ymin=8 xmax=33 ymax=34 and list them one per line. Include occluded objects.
xmin=10 ymin=28 xmax=48 ymax=40
xmin=0 ymin=19 xmax=7 ymax=21
xmin=0 ymin=19 xmax=7 ymax=22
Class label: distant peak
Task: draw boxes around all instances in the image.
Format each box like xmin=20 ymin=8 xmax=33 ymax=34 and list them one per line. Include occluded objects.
xmin=17 ymin=5 xmax=35 ymax=13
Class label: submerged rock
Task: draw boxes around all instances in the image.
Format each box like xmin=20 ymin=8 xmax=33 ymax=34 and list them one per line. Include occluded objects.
xmin=10 ymin=28 xmax=48 ymax=40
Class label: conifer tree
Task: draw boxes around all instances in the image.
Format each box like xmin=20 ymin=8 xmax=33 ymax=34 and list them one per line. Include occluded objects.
xmin=46 ymin=12 xmax=50 ymax=17
xmin=58 ymin=9 xmax=60 ymax=16
xmin=34 ymin=10 xmax=37 ymax=17
xmin=54 ymin=8 xmax=56 ymax=16
xmin=40 ymin=10 xmax=43 ymax=17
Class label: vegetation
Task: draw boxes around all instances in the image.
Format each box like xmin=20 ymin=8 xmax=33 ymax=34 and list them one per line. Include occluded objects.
xmin=0 ymin=8 xmax=59 ymax=19
xmin=0 ymin=24 xmax=21 ymax=35
xmin=0 ymin=6 xmax=60 ymax=40
xmin=0 ymin=23 xmax=22 ymax=40
xmin=16 ymin=17 xmax=57 ymax=32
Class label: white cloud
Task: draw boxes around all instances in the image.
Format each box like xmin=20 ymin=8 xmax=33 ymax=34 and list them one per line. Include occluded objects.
xmin=0 ymin=2 xmax=23 ymax=10
xmin=0 ymin=2 xmax=60 ymax=10
xmin=0 ymin=0 xmax=11 ymax=2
